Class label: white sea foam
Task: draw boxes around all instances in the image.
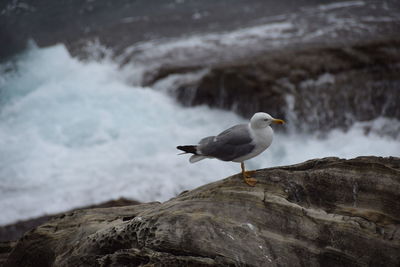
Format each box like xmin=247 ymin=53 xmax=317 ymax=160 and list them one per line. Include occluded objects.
xmin=0 ymin=45 xmax=399 ymax=225
xmin=115 ymin=0 xmax=400 ymax=76
xmin=118 ymin=21 xmax=297 ymax=76
xmin=317 ymin=1 xmax=365 ymax=12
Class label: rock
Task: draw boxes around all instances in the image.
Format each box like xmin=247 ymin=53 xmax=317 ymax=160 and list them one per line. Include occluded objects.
xmin=0 ymin=0 xmax=324 ymax=61
xmin=2 ymin=1 xmax=399 ymax=134
xmin=0 ymin=241 xmax=15 ymax=266
xmin=4 ymin=157 xmax=400 ymax=266
xmin=174 ymin=39 xmax=400 ymax=132
xmin=0 ymin=198 xmax=140 ymax=242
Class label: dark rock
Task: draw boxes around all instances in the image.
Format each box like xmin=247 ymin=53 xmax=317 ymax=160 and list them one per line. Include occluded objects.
xmin=2 ymin=0 xmax=399 ymax=134
xmin=0 ymin=0 xmax=335 ymax=60
xmin=175 ymin=39 xmax=400 ymax=132
xmin=4 ymin=157 xmax=400 ymax=266
xmin=0 ymin=241 xmax=15 ymax=266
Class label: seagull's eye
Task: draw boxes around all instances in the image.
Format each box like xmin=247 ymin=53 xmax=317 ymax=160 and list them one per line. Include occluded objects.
xmin=264 ymin=119 xmax=269 ymax=121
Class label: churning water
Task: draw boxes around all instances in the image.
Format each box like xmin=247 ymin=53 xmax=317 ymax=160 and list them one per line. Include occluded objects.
xmin=0 ymin=44 xmax=399 ymax=225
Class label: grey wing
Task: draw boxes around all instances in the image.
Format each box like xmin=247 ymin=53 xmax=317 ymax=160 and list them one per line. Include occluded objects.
xmin=198 ymin=124 xmax=255 ymax=161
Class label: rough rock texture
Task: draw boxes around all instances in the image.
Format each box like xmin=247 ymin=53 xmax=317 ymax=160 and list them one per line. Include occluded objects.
xmin=4 ymin=157 xmax=400 ymax=267
xmin=0 ymin=198 xmax=140 ymax=243
xmin=174 ymin=39 xmax=400 ymax=132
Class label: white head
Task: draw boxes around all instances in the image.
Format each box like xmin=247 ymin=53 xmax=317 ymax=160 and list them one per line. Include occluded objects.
xmin=250 ymin=112 xmax=285 ymax=129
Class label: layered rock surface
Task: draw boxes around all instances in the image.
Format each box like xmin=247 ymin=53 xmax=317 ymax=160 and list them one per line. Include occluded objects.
xmin=0 ymin=198 xmax=139 ymax=243
xmin=3 ymin=157 xmax=400 ymax=266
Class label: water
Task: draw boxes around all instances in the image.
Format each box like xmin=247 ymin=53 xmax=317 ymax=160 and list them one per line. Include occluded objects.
xmin=0 ymin=44 xmax=399 ymax=226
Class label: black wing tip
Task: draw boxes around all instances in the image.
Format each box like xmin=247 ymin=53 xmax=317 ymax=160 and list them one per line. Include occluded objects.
xmin=177 ymin=145 xmax=198 ymax=154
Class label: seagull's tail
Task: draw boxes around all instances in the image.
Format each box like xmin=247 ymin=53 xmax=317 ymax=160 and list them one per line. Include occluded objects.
xmin=177 ymin=145 xmax=207 ymax=163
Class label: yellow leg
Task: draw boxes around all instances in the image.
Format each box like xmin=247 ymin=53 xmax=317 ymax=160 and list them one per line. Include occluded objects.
xmin=241 ymin=162 xmax=257 ymax=186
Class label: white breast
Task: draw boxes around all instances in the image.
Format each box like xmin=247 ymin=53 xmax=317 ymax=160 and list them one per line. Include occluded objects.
xmin=251 ymin=125 xmax=274 ymax=154
xmin=232 ymin=125 xmax=274 ymax=162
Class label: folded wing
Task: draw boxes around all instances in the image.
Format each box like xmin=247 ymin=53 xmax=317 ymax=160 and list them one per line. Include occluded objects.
xmin=198 ymin=124 xmax=255 ymax=161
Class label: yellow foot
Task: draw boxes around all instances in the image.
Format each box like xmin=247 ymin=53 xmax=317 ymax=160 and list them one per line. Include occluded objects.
xmin=243 ymin=172 xmax=257 ymax=186
xmin=244 ymin=176 xmax=257 ymax=186
xmin=245 ymin=170 xmax=256 ymax=176
xmin=240 ymin=162 xmax=257 ymax=186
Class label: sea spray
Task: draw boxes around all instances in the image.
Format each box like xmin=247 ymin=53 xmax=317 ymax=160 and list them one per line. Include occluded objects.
xmin=0 ymin=44 xmax=399 ymax=225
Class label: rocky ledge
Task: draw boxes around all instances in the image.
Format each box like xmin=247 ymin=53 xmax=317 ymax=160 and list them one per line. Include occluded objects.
xmin=0 ymin=198 xmax=140 ymax=243
xmin=168 ymin=38 xmax=400 ymax=133
xmin=3 ymin=157 xmax=400 ymax=267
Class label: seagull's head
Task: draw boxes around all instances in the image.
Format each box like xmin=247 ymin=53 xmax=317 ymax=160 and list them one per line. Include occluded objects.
xmin=250 ymin=112 xmax=285 ymax=129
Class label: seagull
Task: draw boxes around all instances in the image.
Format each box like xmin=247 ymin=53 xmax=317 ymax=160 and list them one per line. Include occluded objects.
xmin=177 ymin=112 xmax=285 ymax=186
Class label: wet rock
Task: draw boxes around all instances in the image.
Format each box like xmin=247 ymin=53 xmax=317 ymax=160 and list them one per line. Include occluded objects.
xmin=2 ymin=0 xmax=399 ymax=134
xmin=0 ymin=0 xmax=326 ymax=60
xmin=4 ymin=157 xmax=400 ymax=267
xmin=174 ymin=39 xmax=400 ymax=132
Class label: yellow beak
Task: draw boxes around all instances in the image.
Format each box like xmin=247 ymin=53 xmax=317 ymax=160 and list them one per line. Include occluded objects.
xmin=272 ymin=119 xmax=285 ymax=124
